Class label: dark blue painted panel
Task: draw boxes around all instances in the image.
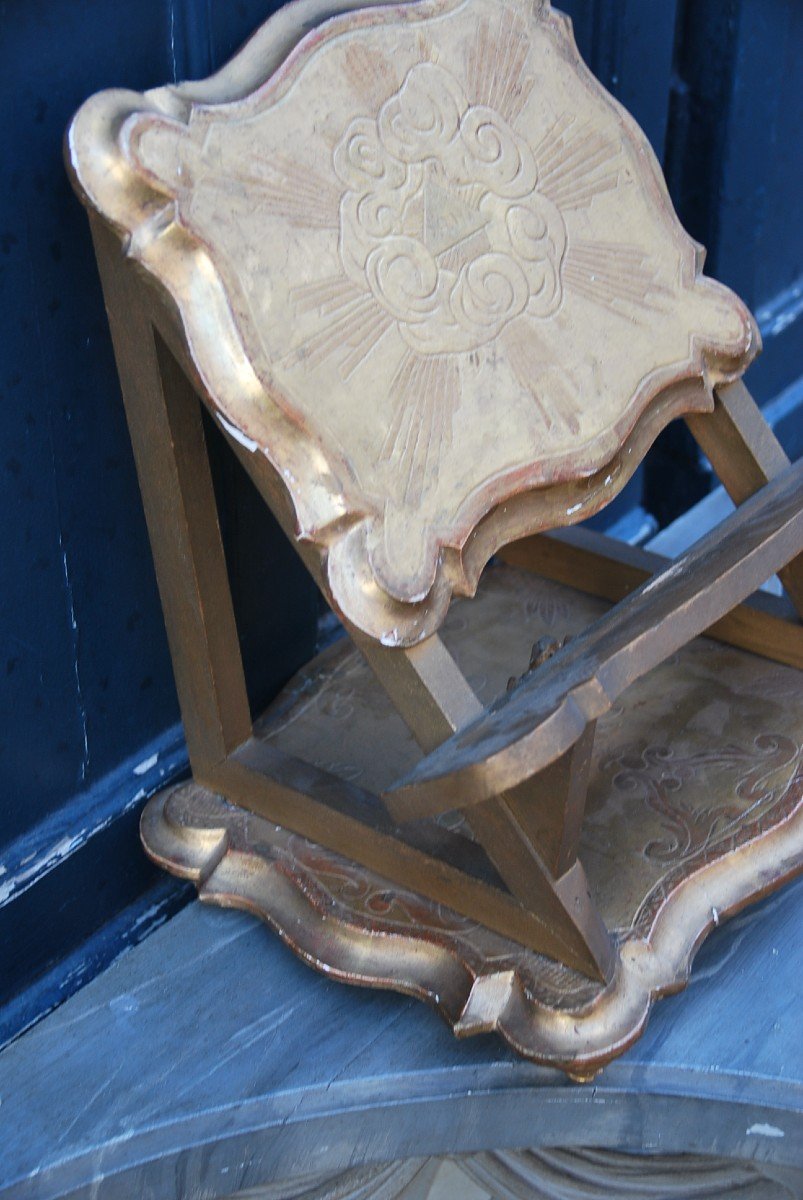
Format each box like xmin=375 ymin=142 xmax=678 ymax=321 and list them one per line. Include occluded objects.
xmin=647 ymin=0 xmax=803 ymax=520
xmin=559 ymin=0 xmax=679 ymax=159
xmin=708 ymin=0 xmax=802 ymax=307
xmin=664 ymin=0 xmax=803 ymax=396
xmin=2 ymin=0 xmax=183 ymax=845
xmin=721 ymin=0 xmax=803 ymax=408
xmin=0 ymin=0 xmax=317 ymax=1025
xmin=1 ymin=0 xmax=801 ymax=1047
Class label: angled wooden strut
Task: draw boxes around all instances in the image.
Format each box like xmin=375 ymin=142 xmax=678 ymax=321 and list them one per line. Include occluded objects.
xmin=497 ymin=381 xmax=803 ymax=667
xmin=386 ymin=458 xmax=803 ymax=819
xmin=500 ymin=527 xmax=803 ymax=670
xmin=70 ymin=0 xmax=803 ymax=1007
xmin=686 ymin=379 xmax=803 ymax=615
xmin=91 ymin=217 xmax=613 ymax=982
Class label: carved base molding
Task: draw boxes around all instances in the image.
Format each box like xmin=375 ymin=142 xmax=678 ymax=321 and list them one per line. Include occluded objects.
xmin=228 ymin=1149 xmax=803 ymax=1200
xmin=141 ymin=567 xmax=803 ymax=1075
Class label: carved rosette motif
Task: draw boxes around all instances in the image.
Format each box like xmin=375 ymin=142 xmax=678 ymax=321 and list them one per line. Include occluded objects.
xmin=67 ymin=0 xmax=759 ymax=644
xmin=334 ymin=62 xmax=565 ymax=356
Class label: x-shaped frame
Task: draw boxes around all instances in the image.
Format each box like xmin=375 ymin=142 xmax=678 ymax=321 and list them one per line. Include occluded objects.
xmin=91 ymin=215 xmax=803 ymax=984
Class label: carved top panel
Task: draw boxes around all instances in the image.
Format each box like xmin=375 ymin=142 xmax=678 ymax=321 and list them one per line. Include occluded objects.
xmin=68 ymin=0 xmax=758 ymax=644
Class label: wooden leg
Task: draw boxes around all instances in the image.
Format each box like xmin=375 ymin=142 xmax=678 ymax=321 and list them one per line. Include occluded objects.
xmin=686 ymin=379 xmax=803 ymax=615
xmin=90 ymin=218 xmax=252 ymax=773
xmin=503 ymin=721 xmax=597 ymax=878
xmin=358 ymin=634 xmax=614 ymax=981
xmin=204 ymin=738 xmax=609 ymax=977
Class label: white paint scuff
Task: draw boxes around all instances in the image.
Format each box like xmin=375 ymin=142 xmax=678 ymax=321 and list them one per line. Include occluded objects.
xmin=218 ymin=413 xmax=259 ymax=453
xmin=0 ymin=832 xmax=86 ymax=905
xmin=133 ymin=752 xmax=159 ymax=776
xmin=746 ymin=1123 xmax=784 ymax=1138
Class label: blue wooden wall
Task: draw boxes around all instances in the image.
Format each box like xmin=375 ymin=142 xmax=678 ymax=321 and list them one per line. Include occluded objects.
xmin=0 ymin=0 xmax=320 ymax=1043
xmin=1 ymin=0 xmax=801 ymax=1046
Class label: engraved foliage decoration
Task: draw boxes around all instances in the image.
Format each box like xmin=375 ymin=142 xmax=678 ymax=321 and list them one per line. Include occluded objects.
xmin=68 ymin=0 xmax=758 ymax=643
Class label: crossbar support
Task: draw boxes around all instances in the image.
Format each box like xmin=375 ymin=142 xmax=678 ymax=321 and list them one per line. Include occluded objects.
xmin=358 ymin=635 xmax=614 ymax=980
xmin=687 ymin=379 xmax=803 ymax=614
xmin=387 ymin=456 xmax=803 ymax=819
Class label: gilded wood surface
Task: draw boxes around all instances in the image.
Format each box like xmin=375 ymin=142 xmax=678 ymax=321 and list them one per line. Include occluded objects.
xmin=141 ymin=565 xmax=803 ymax=1075
xmin=388 ymin=456 xmax=803 ymax=815
xmin=67 ymin=0 xmax=758 ymax=644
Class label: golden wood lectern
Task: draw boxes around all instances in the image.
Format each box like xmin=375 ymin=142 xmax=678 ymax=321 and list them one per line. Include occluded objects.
xmin=67 ymin=0 xmax=803 ymax=1075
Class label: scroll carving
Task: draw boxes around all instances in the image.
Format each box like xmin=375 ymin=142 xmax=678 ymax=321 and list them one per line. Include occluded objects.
xmin=140 ymin=568 xmax=803 ymax=1073
xmin=67 ymin=0 xmax=759 ymax=644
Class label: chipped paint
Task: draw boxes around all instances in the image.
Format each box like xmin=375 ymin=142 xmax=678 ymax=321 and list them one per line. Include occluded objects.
xmin=641 ymin=558 xmax=685 ymax=593
xmin=746 ymin=1123 xmax=785 ymax=1138
xmin=0 ymin=832 xmax=86 ymax=906
xmin=0 ymin=727 xmax=186 ymax=911
xmin=218 ymin=412 xmax=259 ymax=452
xmin=133 ymin=752 xmax=159 ymax=776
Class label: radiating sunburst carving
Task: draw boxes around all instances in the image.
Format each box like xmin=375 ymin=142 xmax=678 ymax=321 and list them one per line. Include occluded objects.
xmin=465 ymin=7 xmax=535 ymax=122
xmin=278 ymin=8 xmax=666 ymax=503
xmin=533 ymin=113 xmax=621 ymax=210
xmin=112 ymin=0 xmax=756 ymax=634
xmin=564 ymin=241 xmax=670 ymax=312
xmin=380 ymin=352 xmax=461 ymax=506
xmin=502 ymin=322 xmax=582 ymax=434
xmin=289 ymin=276 xmax=394 ymax=377
xmin=230 ymin=153 xmax=342 ymax=230
xmin=344 ymin=42 xmax=402 ymax=112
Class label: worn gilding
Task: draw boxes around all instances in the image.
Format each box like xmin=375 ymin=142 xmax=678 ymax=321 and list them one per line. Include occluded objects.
xmin=67 ymin=0 xmax=757 ymax=644
xmin=141 ymin=568 xmax=803 ymax=1074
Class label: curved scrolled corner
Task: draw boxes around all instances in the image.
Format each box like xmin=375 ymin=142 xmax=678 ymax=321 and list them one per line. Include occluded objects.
xmin=140 ymin=771 xmax=803 ymax=1076
xmin=66 ymin=0 xmax=759 ymax=649
xmin=66 ymin=85 xmax=363 ymax=552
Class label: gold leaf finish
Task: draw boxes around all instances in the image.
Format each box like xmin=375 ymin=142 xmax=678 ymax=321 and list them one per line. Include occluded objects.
xmin=67 ymin=0 xmax=758 ymax=644
xmin=141 ymin=567 xmax=803 ymax=1074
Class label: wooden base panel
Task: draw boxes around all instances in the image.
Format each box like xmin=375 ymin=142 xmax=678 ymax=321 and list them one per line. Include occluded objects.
xmin=141 ymin=565 xmax=803 ymax=1076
